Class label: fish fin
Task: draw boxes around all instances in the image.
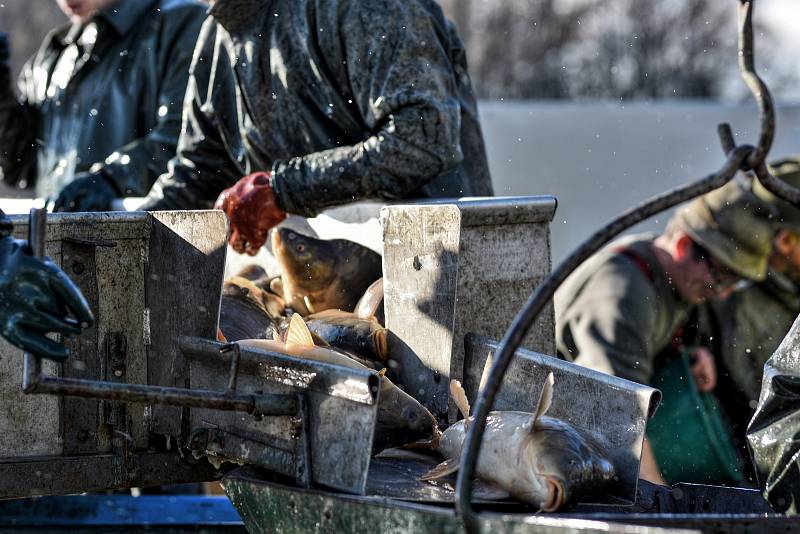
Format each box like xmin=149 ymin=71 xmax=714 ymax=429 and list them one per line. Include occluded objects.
xmin=420 ymin=458 xmax=460 ymax=481
xmin=356 ymin=278 xmax=384 ymax=319
xmin=401 ymin=437 xmax=438 ymax=451
xmin=228 ymin=275 xmax=258 ymax=289
xmin=373 ymin=328 xmax=389 ymax=362
xmin=262 ymin=293 xmax=286 ymax=318
xmin=450 ymin=379 xmax=471 ymax=419
xmin=216 ymin=328 xmax=228 ymax=343
xmin=303 ymin=295 xmax=316 ymax=314
xmin=474 ymin=480 xmax=511 ymax=501
xmin=285 ymin=314 xmax=315 ymax=349
xmin=402 ymin=417 xmax=443 ymax=451
xmin=532 ymin=372 xmax=555 ymax=425
xmin=378 ymin=368 xmax=387 ymax=377
xmin=310 ymin=331 xmax=331 ymax=347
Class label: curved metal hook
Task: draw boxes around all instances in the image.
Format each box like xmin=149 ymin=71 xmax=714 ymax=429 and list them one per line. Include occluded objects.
xmin=738 ymin=0 xmax=775 ymax=170
xmin=453 ymin=145 xmax=753 ymax=532
xmin=737 ymin=2 xmax=800 ymax=205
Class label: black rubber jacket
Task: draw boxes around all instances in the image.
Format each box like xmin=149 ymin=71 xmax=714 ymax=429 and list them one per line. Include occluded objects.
xmin=0 ymin=0 xmax=206 ymax=199
xmin=142 ymin=0 xmax=493 ymax=215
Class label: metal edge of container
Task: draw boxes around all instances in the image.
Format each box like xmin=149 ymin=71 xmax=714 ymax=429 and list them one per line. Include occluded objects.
xmin=222 ymin=467 xmax=702 ymax=534
xmin=381 ymin=196 xmax=558 ymax=228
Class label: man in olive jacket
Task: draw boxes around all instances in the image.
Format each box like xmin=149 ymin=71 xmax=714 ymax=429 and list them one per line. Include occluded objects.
xmin=702 ymin=160 xmax=800 ymax=448
xmin=555 ymin=179 xmax=777 ymax=483
xmin=0 ymin=0 xmax=206 ymax=211
xmin=141 ymin=0 xmax=493 ymax=254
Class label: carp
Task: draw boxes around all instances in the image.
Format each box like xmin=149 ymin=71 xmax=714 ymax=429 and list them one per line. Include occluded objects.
xmin=218 ymin=276 xmax=285 ymax=342
xmin=238 ymin=314 xmax=438 ymax=452
xmin=304 ymin=309 xmax=389 ymax=364
xmin=421 ymin=374 xmax=615 ymax=511
xmin=271 ymin=228 xmax=382 ymax=315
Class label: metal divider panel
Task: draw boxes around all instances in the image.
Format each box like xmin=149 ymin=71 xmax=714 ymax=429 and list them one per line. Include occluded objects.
xmin=145 ymin=211 xmax=227 ymax=437
xmin=463 ymin=334 xmax=660 ymax=504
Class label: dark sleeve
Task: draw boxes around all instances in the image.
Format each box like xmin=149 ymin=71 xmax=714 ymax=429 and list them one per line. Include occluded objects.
xmin=556 ymin=262 xmax=658 ymax=385
xmin=141 ymin=18 xmax=244 ymax=210
xmin=93 ymin=5 xmax=207 ymax=197
xmin=271 ymin=0 xmax=465 ymax=217
xmin=0 ymin=54 xmax=40 ymax=189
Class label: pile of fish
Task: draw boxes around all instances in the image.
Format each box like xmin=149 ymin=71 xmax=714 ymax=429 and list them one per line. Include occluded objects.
xmin=219 ymin=228 xmax=616 ymax=510
xmin=220 ymin=228 xmax=436 ymax=452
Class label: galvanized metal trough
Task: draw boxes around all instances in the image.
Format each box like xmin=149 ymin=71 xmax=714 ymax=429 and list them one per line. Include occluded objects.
xmin=0 ymin=200 xmax=794 ymax=533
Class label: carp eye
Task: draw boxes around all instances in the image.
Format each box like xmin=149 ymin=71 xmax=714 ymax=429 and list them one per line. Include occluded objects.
xmin=296 ymin=244 xmax=305 ymax=253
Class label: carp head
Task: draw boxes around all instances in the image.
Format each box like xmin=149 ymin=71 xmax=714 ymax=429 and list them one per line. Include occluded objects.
xmin=272 ymin=229 xmax=337 ymax=306
xmin=516 ymin=374 xmax=616 ymax=511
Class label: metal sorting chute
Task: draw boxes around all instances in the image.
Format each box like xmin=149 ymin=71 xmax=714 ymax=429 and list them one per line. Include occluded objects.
xmin=463 ymin=334 xmax=660 ymax=504
xmin=182 ymin=337 xmax=379 ymax=494
xmin=2 ymin=210 xmax=383 ymax=497
xmin=382 ymin=197 xmax=557 ymax=423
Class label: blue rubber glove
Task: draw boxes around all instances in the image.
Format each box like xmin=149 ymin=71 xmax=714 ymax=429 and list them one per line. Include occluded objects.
xmin=52 ymin=172 xmax=120 ymax=212
xmin=0 ymin=236 xmax=94 ymax=359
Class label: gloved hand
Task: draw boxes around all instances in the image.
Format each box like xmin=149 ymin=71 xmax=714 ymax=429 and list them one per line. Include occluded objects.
xmin=214 ymin=172 xmax=287 ymax=255
xmin=52 ymin=171 xmax=120 ymax=212
xmin=0 ymin=236 xmax=94 ymax=360
xmin=689 ymin=346 xmax=717 ymax=393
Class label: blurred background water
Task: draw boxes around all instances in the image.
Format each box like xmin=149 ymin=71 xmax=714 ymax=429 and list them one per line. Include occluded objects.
xmin=1 ymin=0 xmax=799 ymax=263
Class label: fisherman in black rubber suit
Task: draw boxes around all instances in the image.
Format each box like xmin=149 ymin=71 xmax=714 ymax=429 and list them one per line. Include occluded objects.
xmin=0 ymin=0 xmax=206 ymax=211
xmin=0 ymin=209 xmax=93 ymax=360
xmin=141 ymin=0 xmax=493 ymax=255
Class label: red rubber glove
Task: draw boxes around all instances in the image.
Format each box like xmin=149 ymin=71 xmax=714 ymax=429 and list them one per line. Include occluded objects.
xmin=214 ymin=172 xmax=287 ymax=255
